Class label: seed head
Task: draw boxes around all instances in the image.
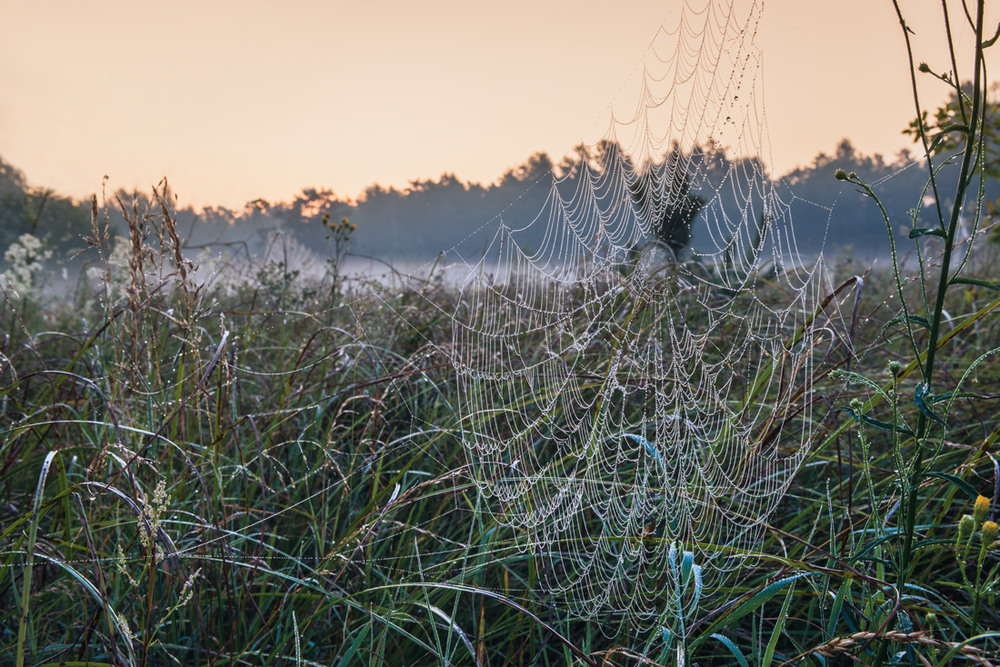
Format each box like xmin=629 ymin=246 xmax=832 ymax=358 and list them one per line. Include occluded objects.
xmin=835 ymin=169 xmax=849 ymax=181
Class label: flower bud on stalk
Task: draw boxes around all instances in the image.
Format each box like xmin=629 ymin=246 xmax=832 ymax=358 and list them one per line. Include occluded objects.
xmin=982 ymin=520 xmax=998 ymax=548
xmin=957 ymin=514 xmax=975 ymax=551
xmin=973 ymin=495 xmax=990 ymax=526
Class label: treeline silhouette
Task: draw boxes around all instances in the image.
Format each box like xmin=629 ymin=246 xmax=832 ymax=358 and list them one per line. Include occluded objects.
xmin=1 ymin=137 xmax=988 ymax=276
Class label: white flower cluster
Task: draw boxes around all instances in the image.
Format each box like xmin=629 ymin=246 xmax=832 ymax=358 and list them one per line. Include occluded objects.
xmin=1 ymin=233 xmax=52 ymax=297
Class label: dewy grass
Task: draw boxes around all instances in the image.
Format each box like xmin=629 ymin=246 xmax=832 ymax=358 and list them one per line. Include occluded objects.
xmin=2 ymin=5 xmax=1000 ymax=667
xmin=3 ymin=190 xmax=996 ymax=665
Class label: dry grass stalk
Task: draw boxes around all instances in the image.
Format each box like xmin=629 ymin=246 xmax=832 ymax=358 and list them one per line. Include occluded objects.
xmin=806 ymin=630 xmax=995 ymax=666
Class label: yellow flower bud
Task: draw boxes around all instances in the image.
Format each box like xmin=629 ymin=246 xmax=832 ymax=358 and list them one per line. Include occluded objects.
xmin=983 ymin=520 xmax=998 ymax=546
xmin=974 ymin=495 xmax=990 ymax=526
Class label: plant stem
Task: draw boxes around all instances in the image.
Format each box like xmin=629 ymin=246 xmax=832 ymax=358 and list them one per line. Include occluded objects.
xmin=896 ymin=0 xmax=986 ymax=594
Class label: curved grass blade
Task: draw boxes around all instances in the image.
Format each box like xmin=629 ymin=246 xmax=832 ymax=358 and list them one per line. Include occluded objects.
xmin=16 ymin=450 xmax=57 ymax=667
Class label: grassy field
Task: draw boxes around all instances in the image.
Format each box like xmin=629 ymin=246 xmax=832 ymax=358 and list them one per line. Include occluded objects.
xmin=1 ymin=187 xmax=998 ymax=666
xmin=3 ymin=4 xmax=1000 ymax=662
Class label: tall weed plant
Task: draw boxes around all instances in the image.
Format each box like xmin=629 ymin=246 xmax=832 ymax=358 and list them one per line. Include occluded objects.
xmin=796 ymin=2 xmax=1000 ymax=664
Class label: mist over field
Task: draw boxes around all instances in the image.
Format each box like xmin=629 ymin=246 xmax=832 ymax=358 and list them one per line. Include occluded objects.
xmin=4 ymin=135 xmax=991 ymax=292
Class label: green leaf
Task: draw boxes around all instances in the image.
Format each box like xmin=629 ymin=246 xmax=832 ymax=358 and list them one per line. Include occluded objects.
xmin=924 ymin=472 xmax=978 ymax=499
xmin=914 ymin=383 xmax=947 ymax=427
xmin=710 ymin=633 xmax=749 ymax=667
xmin=904 ymin=315 xmax=932 ymax=330
xmin=852 ymin=532 xmax=899 ymax=563
xmin=691 ymin=573 xmax=815 ymax=652
xmin=950 ymin=276 xmax=1000 ymax=291
xmin=983 ymin=22 xmax=1000 ymax=48
xmin=882 ymin=314 xmax=931 ymax=342
xmin=32 ymin=553 xmax=136 ymax=666
xmin=336 ymin=624 xmax=369 ymax=667
xmin=762 ymin=580 xmax=797 ymax=667
xmin=826 ymin=579 xmax=852 ymax=639
xmin=908 ymin=227 xmax=947 ymax=239
xmin=930 ymin=390 xmax=984 ymax=403
xmin=18 ymin=450 xmax=58 ymax=667
xmin=844 ymin=407 xmax=915 ymax=437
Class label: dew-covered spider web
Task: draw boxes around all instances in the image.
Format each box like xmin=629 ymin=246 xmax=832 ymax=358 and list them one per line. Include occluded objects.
xmin=405 ymin=0 xmax=839 ymax=631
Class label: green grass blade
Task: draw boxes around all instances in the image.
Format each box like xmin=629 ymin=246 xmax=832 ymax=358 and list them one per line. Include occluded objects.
xmin=16 ymin=450 xmax=57 ymax=667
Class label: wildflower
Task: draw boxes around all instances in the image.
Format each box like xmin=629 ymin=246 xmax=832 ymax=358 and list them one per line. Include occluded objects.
xmin=1 ymin=233 xmax=52 ymax=295
xmin=973 ymin=495 xmax=991 ymax=526
xmin=983 ymin=520 xmax=998 ymax=547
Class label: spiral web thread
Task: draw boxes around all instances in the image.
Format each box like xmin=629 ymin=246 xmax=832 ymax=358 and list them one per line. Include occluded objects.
xmin=416 ymin=0 xmax=837 ymax=629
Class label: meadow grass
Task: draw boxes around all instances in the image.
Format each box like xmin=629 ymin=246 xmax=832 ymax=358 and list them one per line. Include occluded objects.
xmin=3 ymin=3 xmax=1000 ymax=662
xmin=0 ymin=191 xmax=997 ymax=665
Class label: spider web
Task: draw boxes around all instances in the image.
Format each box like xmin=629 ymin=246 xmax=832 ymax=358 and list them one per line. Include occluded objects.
xmin=410 ymin=0 xmax=837 ymax=630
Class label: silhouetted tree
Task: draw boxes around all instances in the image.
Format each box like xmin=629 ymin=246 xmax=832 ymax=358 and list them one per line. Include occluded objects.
xmin=904 ymin=81 xmax=1000 ymax=180
xmin=904 ymin=80 xmax=1000 ymax=242
xmin=0 ymin=155 xmax=91 ymax=256
xmin=630 ymin=148 xmax=705 ymax=256
xmin=0 ymin=155 xmax=26 ymax=195
xmin=499 ymin=152 xmax=555 ymax=186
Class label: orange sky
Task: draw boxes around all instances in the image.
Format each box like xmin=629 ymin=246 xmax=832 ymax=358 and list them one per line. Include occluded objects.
xmin=1 ymin=1 xmax=996 ymax=209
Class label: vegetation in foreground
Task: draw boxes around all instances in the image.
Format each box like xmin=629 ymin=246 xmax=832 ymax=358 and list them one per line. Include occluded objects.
xmin=3 ymin=3 xmax=1000 ymax=666
xmin=1 ymin=184 xmax=997 ymax=666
